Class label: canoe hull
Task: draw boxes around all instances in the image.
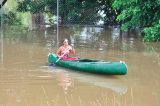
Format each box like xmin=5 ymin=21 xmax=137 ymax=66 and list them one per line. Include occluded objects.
xmin=48 ymin=54 xmax=128 ymax=75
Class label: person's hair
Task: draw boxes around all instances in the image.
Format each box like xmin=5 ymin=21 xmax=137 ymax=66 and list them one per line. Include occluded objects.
xmin=61 ymin=38 xmax=70 ymax=45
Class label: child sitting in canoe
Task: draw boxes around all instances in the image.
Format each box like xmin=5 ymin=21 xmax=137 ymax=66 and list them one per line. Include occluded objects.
xmin=56 ymin=38 xmax=78 ymax=60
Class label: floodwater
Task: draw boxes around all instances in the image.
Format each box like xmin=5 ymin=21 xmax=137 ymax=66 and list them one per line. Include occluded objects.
xmin=0 ymin=26 xmax=160 ymax=106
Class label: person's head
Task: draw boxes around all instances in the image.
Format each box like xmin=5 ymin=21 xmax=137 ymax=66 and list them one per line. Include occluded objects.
xmin=63 ymin=38 xmax=69 ymax=46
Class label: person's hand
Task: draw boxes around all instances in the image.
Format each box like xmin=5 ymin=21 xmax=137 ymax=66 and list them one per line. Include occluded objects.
xmin=68 ymin=46 xmax=72 ymax=51
xmin=58 ymin=55 xmax=65 ymax=59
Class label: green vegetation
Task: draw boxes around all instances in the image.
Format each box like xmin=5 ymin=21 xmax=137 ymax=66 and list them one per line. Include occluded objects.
xmin=112 ymin=0 xmax=160 ymax=42
xmin=17 ymin=0 xmax=100 ymax=24
xmin=0 ymin=0 xmax=7 ymax=9
xmin=16 ymin=0 xmax=117 ymax=25
xmin=143 ymin=22 xmax=160 ymax=42
xmin=0 ymin=0 xmax=21 ymax=25
xmin=0 ymin=11 xmax=21 ymax=25
xmin=1 ymin=0 xmax=160 ymax=42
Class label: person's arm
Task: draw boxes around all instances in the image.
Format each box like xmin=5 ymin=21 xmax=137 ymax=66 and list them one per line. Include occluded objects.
xmin=69 ymin=46 xmax=75 ymax=54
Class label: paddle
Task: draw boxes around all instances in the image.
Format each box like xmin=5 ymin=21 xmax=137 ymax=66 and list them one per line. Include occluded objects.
xmin=55 ymin=47 xmax=71 ymax=63
xmin=48 ymin=43 xmax=74 ymax=66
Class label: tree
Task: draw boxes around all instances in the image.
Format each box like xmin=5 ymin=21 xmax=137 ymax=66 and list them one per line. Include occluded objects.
xmin=17 ymin=0 xmax=120 ymax=25
xmin=112 ymin=0 xmax=160 ymax=41
xmin=0 ymin=0 xmax=7 ymax=9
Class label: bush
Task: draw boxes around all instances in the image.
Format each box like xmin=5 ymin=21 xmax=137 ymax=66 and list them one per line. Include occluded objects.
xmin=0 ymin=11 xmax=21 ymax=25
xmin=143 ymin=23 xmax=160 ymax=42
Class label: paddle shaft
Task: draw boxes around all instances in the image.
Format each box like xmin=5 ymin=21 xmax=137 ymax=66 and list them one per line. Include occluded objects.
xmin=55 ymin=47 xmax=70 ymax=63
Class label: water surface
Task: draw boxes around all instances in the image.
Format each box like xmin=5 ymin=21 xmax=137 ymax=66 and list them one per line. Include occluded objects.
xmin=0 ymin=26 xmax=160 ymax=106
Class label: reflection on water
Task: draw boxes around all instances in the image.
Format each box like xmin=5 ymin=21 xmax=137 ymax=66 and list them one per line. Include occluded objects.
xmin=47 ymin=66 xmax=74 ymax=94
xmin=45 ymin=66 xmax=130 ymax=106
xmin=0 ymin=26 xmax=160 ymax=106
xmin=60 ymin=69 xmax=127 ymax=94
xmin=56 ymin=70 xmax=74 ymax=94
xmin=48 ymin=66 xmax=127 ymax=94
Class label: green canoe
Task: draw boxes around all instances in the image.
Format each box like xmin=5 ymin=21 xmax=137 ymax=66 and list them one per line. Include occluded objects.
xmin=48 ymin=54 xmax=128 ymax=75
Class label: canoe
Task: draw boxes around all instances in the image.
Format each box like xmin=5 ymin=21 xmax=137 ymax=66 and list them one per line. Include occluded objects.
xmin=48 ymin=54 xmax=128 ymax=75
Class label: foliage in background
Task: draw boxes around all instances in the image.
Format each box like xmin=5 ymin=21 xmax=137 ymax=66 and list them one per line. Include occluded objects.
xmin=2 ymin=0 xmax=160 ymax=42
xmin=0 ymin=0 xmax=8 ymax=9
xmin=0 ymin=11 xmax=21 ymax=25
xmin=98 ymin=0 xmax=119 ymax=25
xmin=17 ymin=0 xmax=53 ymax=13
xmin=112 ymin=0 xmax=160 ymax=42
xmin=143 ymin=22 xmax=160 ymax=42
xmin=16 ymin=0 xmax=118 ymax=25
xmin=0 ymin=0 xmax=22 ymax=26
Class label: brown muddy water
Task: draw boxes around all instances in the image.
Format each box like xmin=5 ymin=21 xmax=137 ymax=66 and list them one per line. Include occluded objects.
xmin=0 ymin=26 xmax=160 ymax=106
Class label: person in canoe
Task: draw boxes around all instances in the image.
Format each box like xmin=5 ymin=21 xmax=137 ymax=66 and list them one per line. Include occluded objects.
xmin=56 ymin=38 xmax=78 ymax=60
